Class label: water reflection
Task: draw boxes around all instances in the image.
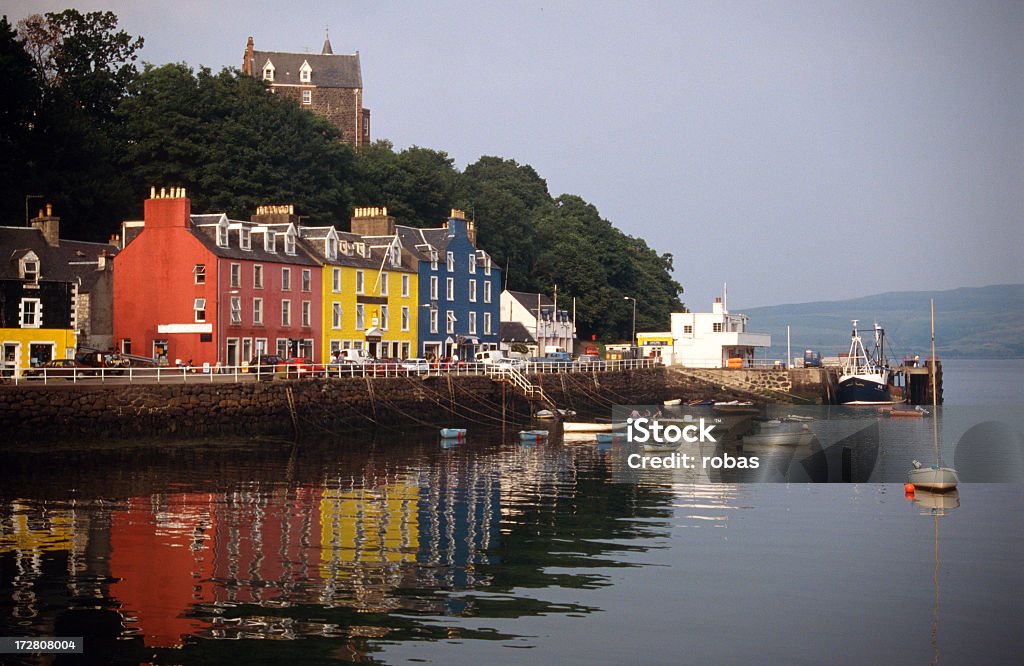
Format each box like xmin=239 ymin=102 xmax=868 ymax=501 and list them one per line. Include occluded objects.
xmin=0 ymin=431 xmax=671 ymax=661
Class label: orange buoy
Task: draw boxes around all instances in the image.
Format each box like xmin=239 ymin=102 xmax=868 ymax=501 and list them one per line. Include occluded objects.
xmin=904 ymin=483 xmax=916 ymax=495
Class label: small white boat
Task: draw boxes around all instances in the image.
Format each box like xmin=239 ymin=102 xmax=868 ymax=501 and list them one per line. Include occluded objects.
xmin=743 ymin=431 xmax=815 ymax=446
xmin=520 ymin=429 xmax=549 ymax=443
xmin=907 ymin=460 xmax=959 ymax=492
xmin=536 ymin=409 xmax=576 ymax=419
xmin=563 ymin=422 xmax=614 ymax=433
xmin=440 ymin=428 xmax=467 ymax=439
xmin=596 ymin=432 xmax=626 ymax=445
xmin=663 ymin=399 xmax=682 ymax=406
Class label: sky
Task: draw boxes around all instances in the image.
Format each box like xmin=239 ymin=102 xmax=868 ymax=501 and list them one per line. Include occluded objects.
xmin=9 ymin=0 xmax=1023 ymax=310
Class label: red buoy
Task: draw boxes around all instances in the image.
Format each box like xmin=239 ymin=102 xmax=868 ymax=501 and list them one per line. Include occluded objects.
xmin=904 ymin=483 xmax=916 ymax=495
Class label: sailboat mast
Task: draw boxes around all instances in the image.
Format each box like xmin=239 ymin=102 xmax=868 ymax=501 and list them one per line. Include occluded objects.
xmin=931 ymin=298 xmax=939 ymax=463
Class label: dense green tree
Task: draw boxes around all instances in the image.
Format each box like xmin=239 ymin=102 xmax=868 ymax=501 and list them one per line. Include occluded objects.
xmin=351 ymin=141 xmax=457 ymax=228
xmin=118 ymin=64 xmax=354 ymax=225
xmin=0 ymin=16 xmax=41 ymax=225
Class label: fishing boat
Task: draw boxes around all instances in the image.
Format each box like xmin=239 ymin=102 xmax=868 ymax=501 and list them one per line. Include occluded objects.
xmin=838 ymin=321 xmax=894 ymax=405
xmin=519 ymin=429 xmax=549 ymax=443
xmin=562 ymin=422 xmax=615 ymax=433
xmin=596 ymin=432 xmax=626 ymax=445
xmin=439 ymin=428 xmax=467 ymax=439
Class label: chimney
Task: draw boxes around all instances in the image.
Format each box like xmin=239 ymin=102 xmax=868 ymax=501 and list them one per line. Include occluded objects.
xmin=350 ymin=206 xmax=396 ymax=236
xmin=30 ymin=203 xmax=61 ymax=247
xmin=251 ymin=204 xmax=299 ymax=226
xmin=243 ymin=36 xmax=254 ymax=75
xmin=143 ymin=186 xmax=192 ymax=230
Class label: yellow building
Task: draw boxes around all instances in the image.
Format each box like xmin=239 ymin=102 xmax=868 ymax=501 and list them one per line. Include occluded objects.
xmin=299 ymin=219 xmax=418 ymax=362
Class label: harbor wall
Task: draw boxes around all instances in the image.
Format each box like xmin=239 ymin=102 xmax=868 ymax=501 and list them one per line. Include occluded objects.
xmin=0 ymin=369 xmax=671 ymax=443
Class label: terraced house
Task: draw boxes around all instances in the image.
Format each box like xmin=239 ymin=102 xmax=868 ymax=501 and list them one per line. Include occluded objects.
xmin=114 ymin=191 xmax=322 ymax=368
xmin=388 ymin=209 xmax=501 ymax=360
xmin=299 ymin=209 xmax=417 ymax=363
xmin=1 ymin=206 xmax=117 ymax=375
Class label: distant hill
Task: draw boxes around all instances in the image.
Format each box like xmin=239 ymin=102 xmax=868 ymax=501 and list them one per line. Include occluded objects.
xmin=740 ymin=284 xmax=1024 ymax=360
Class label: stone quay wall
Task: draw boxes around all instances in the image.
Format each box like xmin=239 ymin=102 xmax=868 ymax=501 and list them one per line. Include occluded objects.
xmin=0 ymin=369 xmax=672 ymax=443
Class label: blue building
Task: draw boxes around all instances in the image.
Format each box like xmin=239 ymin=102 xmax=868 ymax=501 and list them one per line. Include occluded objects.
xmin=395 ymin=210 xmax=501 ymax=359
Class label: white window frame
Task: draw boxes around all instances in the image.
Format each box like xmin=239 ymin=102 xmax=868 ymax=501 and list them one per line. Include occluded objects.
xmin=446 ymin=277 xmax=454 ymax=301
xmin=299 ymin=61 xmax=311 ymax=83
xmin=484 ymin=312 xmax=492 ymax=335
xmin=469 ymin=255 xmax=476 ymax=274
xmin=194 ymin=264 xmax=206 ymax=285
xmin=356 ymin=270 xmax=364 ymax=295
xmin=381 ymin=305 xmax=389 ymax=331
xmin=332 ymin=267 xmax=341 ymax=293
xmin=302 ymin=300 xmax=311 ymax=327
xmin=265 ymin=231 xmax=276 ymax=253
xmin=285 ymin=230 xmax=296 ymax=255
xmin=430 ymin=276 xmax=438 ymax=300
xmin=281 ymin=267 xmax=291 ymax=291
xmin=469 ymin=311 xmax=477 ymax=335
xmin=446 ymin=251 xmax=454 ymax=272
xmin=430 ymin=308 xmax=438 ymax=334
xmin=430 ymin=250 xmax=438 ymax=270
xmin=253 ymin=264 xmax=264 ymax=289
xmin=194 ymin=298 xmax=206 ymax=323
xmin=253 ymin=297 xmax=263 ymax=325
xmin=332 ymin=302 xmax=342 ymax=329
xmin=469 ymin=279 xmax=477 ymax=302
xmin=484 ymin=280 xmax=492 ymax=304
xmin=446 ymin=311 xmax=456 ymax=335
xmin=240 ymin=228 xmax=251 ymax=251
xmin=19 ymin=298 xmax=42 ymax=328
xmin=302 ymin=90 xmax=312 ymax=105
xmin=380 ymin=272 xmax=389 ymax=296
xmin=216 ymin=221 xmax=229 ymax=248
xmin=230 ymin=296 xmax=241 ymax=325
xmin=327 ymin=236 xmax=338 ymax=260
xmin=402 ymin=274 xmax=410 ymax=297
xmin=356 ymin=304 xmax=365 ymax=330
xmin=302 ymin=269 xmax=311 ymax=292
xmin=281 ymin=300 xmax=291 ymax=327
xmin=401 ymin=306 xmax=410 ymax=332
xmin=230 ymin=263 xmax=241 ymax=288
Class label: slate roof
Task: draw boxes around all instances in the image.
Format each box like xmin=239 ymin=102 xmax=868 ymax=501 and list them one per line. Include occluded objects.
xmin=500 ymin=322 xmax=536 ymax=344
xmin=252 ymin=50 xmax=362 ymax=88
xmin=0 ymin=226 xmax=117 ymax=291
xmin=506 ymin=290 xmax=555 ymax=311
xmin=188 ymin=216 xmax=319 ymax=266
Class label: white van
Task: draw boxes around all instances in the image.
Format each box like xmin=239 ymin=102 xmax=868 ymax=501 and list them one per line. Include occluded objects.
xmin=475 ymin=350 xmax=507 ymax=365
xmin=339 ymin=348 xmax=372 ymax=365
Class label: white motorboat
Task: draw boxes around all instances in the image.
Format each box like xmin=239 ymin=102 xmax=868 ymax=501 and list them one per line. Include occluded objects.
xmin=563 ymin=422 xmax=615 ymax=433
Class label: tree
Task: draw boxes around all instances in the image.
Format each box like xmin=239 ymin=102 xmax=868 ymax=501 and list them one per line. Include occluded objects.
xmin=0 ymin=15 xmax=41 ymax=224
xmin=352 ymin=142 xmax=457 ymax=227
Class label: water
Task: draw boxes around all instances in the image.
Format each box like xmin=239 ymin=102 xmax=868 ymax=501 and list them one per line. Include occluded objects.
xmin=0 ymin=362 xmax=1021 ymax=664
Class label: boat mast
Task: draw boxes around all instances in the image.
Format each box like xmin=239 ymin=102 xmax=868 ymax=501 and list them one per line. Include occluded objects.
xmin=931 ymin=298 xmax=938 ymax=464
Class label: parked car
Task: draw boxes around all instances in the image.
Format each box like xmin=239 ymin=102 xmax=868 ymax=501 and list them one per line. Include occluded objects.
xmin=275 ymin=357 xmax=325 ymax=379
xmin=401 ymin=358 xmax=431 ymax=374
xmin=326 ymin=358 xmax=362 ymax=377
xmin=251 ymin=354 xmax=283 ymax=381
xmin=75 ymin=349 xmax=132 ymax=375
xmin=575 ymin=354 xmax=607 ymax=370
xmin=492 ymin=357 xmax=528 ymax=372
xmin=24 ymin=359 xmax=95 ymax=380
xmin=369 ymin=358 xmax=407 ymax=377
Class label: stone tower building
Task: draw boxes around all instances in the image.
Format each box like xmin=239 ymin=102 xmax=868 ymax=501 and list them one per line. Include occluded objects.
xmin=243 ymin=33 xmax=370 ymax=146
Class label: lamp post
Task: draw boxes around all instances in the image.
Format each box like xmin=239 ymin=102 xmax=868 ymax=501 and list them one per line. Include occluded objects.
xmin=623 ymin=296 xmax=636 ymax=347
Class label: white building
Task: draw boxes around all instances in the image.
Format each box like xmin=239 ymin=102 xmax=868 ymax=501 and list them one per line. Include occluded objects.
xmin=500 ymin=290 xmax=575 ymax=355
xmin=639 ymin=296 xmax=771 ymax=368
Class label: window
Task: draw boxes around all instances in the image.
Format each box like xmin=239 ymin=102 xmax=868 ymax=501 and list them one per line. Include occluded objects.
xmin=430 ymin=276 xmax=438 ymax=300
xmin=356 ymin=304 xmax=365 ymax=330
xmin=332 ymin=268 xmax=341 ymax=292
xmin=230 ymin=263 xmax=241 ymax=288
xmin=484 ymin=312 xmax=492 ymax=335
xmin=255 ymin=338 xmax=268 ymax=357
xmin=254 ymin=264 xmax=264 ymax=289
xmin=281 ymin=300 xmax=291 ymax=326
xmin=380 ymin=272 xmax=389 ymax=296
xmin=446 ymin=277 xmax=454 ymax=300
xmin=446 ymin=251 xmax=454 ymax=271
xmin=713 ymin=323 xmax=723 ymax=333
xmin=381 ymin=305 xmax=389 ymax=330
xmin=253 ymin=298 xmax=263 ymax=325
xmin=194 ymin=264 xmax=206 ymax=285
xmin=281 ymin=268 xmax=291 ymax=291
xmin=355 ymin=270 xmax=364 ymax=294
xmin=684 ymin=325 xmax=693 ymax=334
xmin=332 ymin=303 xmax=342 ymax=329
xmin=327 ymin=236 xmax=337 ymax=260
xmin=285 ymin=232 xmax=296 ymax=255
xmin=22 ymin=259 xmax=39 ymax=281
xmin=216 ymin=222 xmax=228 ymax=248
xmin=430 ymin=308 xmax=438 ymax=334
xmin=302 ymin=301 xmax=311 ymax=327
xmin=276 ymin=339 xmax=288 ymax=357
xmin=484 ymin=281 xmax=492 ymax=304
xmin=430 ymin=250 xmax=438 ymax=270
xmin=263 ymin=63 xmax=274 ymax=81
xmin=485 ymin=256 xmax=492 ymax=276
xmin=401 ymin=306 xmax=410 ymax=331
xmin=299 ymin=61 xmax=311 ymax=82
xmin=230 ymin=297 xmax=241 ymax=325
xmin=469 ymin=279 xmax=477 ymax=302
xmin=446 ymin=311 xmax=456 ymax=334
xmin=265 ymin=231 xmax=276 ymax=253
xmin=402 ymin=274 xmax=410 ymax=297
xmin=19 ymin=298 xmax=41 ymax=328
xmin=469 ymin=255 xmax=476 ymax=274
xmin=302 ymin=269 xmax=311 ymax=292
xmin=194 ymin=298 xmax=206 ymax=323
xmin=240 ymin=228 xmax=251 ymax=250
xmin=302 ymin=90 xmax=311 ymax=105
xmin=469 ymin=311 xmax=477 ymax=335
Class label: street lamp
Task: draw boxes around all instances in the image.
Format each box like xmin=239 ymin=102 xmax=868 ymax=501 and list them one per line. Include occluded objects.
xmin=623 ymin=296 xmax=636 ymax=347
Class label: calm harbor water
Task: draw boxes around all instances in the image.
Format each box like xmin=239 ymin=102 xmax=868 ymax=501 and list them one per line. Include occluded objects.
xmin=0 ymin=360 xmax=1021 ymax=664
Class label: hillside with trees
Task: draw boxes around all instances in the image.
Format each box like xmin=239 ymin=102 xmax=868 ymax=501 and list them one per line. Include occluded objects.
xmin=0 ymin=10 xmax=684 ymax=340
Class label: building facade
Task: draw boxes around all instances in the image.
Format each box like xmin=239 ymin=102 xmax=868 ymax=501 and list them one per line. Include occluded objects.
xmin=242 ymin=34 xmax=370 ymax=146
xmin=500 ymin=290 xmax=576 ymax=356
xmin=1 ymin=207 xmax=118 ymax=374
xmin=659 ymin=296 xmax=771 ymax=367
xmin=114 ymin=190 xmax=322 ymax=368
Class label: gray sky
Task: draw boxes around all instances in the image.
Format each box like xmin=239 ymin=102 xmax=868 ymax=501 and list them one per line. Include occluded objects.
xmin=10 ymin=0 xmax=1023 ymax=310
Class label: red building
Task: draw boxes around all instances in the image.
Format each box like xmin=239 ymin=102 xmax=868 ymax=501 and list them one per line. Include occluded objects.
xmin=114 ymin=189 xmax=322 ymax=367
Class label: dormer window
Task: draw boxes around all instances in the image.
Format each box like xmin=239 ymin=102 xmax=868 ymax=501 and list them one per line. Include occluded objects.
xmin=446 ymin=251 xmax=454 ymax=272
xmin=19 ymin=252 xmax=40 ymax=282
xmin=341 ymin=240 xmax=351 ymax=255
xmin=299 ymin=60 xmax=312 ymax=83
xmin=265 ymin=231 xmax=276 ymax=253
xmin=262 ymin=60 xmax=275 ymax=82
xmin=355 ymin=242 xmax=365 ymax=257
xmin=326 ymin=236 xmax=338 ymax=261
xmin=240 ymin=228 xmax=251 ymax=251
xmin=216 ymin=220 xmax=229 ymax=248
xmin=430 ymin=250 xmax=438 ymax=270
xmin=284 ymin=230 xmax=296 ymax=255
xmin=389 ymin=245 xmax=400 ymax=267
xmin=468 ymin=254 xmax=476 ymax=274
